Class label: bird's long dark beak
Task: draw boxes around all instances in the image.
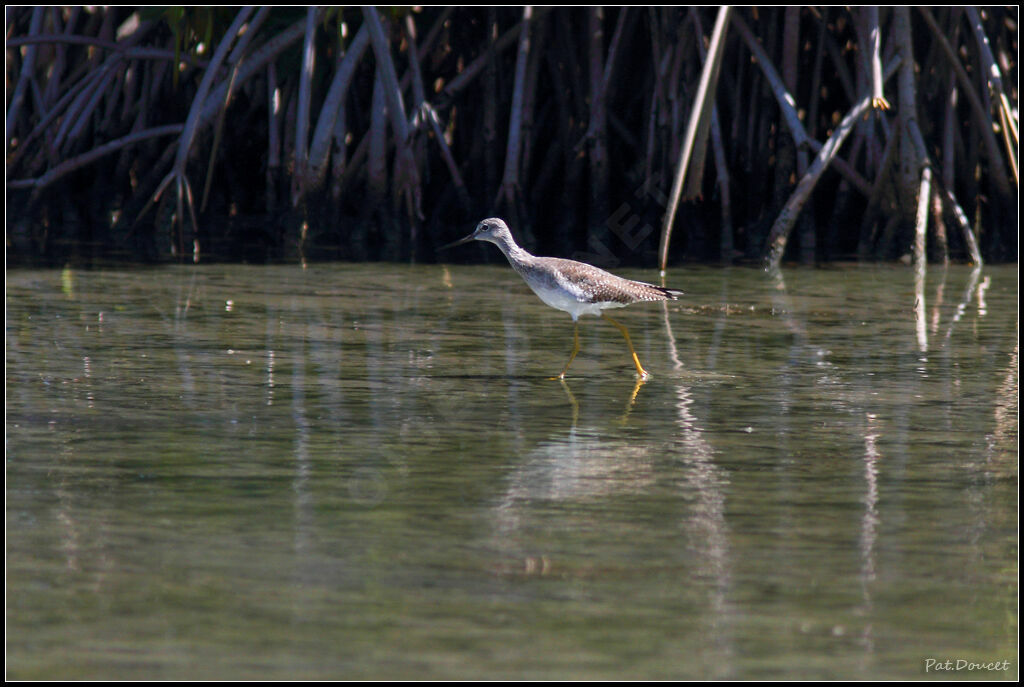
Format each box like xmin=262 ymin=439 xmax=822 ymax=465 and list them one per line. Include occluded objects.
xmin=439 ymin=231 xmax=477 ymax=250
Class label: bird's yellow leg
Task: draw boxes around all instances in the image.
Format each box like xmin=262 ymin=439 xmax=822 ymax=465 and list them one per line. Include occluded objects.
xmin=602 ymin=313 xmax=651 ymax=379
xmin=550 ymin=321 xmax=581 ymax=380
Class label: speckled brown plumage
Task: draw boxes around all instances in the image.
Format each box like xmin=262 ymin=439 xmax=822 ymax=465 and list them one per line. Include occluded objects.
xmin=514 ymin=256 xmax=683 ymax=305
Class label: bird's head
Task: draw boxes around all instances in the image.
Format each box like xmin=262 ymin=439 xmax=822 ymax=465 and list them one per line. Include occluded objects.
xmin=440 ymin=217 xmax=510 ymax=250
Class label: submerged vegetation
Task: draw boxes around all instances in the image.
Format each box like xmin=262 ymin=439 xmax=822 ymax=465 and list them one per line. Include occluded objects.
xmin=5 ymin=6 xmax=1018 ymax=266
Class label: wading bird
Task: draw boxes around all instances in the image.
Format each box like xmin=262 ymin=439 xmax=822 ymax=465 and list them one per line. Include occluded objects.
xmin=441 ymin=218 xmax=683 ymax=379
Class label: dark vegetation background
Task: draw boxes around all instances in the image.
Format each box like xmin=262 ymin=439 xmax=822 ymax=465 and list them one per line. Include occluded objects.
xmin=5 ymin=7 xmax=1018 ymax=267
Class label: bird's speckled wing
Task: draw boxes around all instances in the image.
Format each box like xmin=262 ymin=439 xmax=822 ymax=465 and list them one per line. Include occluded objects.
xmin=541 ymin=258 xmax=682 ymax=304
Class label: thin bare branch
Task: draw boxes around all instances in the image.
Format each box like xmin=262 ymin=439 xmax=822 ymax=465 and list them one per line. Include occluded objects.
xmin=964 ymin=7 xmax=1018 ymax=183
xmin=765 ymin=96 xmax=873 ymax=270
xmin=866 ymin=7 xmax=891 ymax=110
xmin=8 ymin=124 xmax=184 ymax=194
xmin=916 ymin=8 xmax=1014 ymax=196
xmin=659 ymin=6 xmax=731 ymax=272
xmin=308 ymin=24 xmax=370 ymax=188
xmin=497 ymin=6 xmax=533 ymax=207
xmin=292 ymin=7 xmax=319 ymax=204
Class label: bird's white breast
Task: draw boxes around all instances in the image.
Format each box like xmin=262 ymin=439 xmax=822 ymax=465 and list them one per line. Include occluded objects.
xmin=526 ymin=281 xmax=625 ymax=320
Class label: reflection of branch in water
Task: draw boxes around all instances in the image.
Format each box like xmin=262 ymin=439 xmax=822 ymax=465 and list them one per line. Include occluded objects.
xmin=501 ymin=304 xmax=526 ymax=454
xmin=944 ymin=265 xmax=982 ymax=342
xmin=162 ymin=269 xmax=200 ymax=407
xmin=929 ymin=263 xmax=948 ymax=336
xmin=290 ymin=322 xmax=316 ymax=577
xmin=705 ymin=278 xmax=733 ymax=372
xmin=988 ymin=340 xmax=1019 ymax=469
xmin=671 ymin=382 xmax=727 ymax=565
xmin=661 ymin=298 xmax=685 ymax=372
xmin=765 ymin=267 xmax=808 ymax=340
xmin=660 ymin=270 xmax=734 ymax=375
xmin=857 ymin=413 xmax=881 ymax=657
xmin=859 ymin=416 xmax=881 ymax=579
xmin=670 ymin=378 xmax=734 ymax=675
xmin=914 ymin=261 xmax=928 ymax=354
xmin=763 ymin=268 xmax=809 ymax=454
xmin=976 ymin=275 xmax=990 ymax=317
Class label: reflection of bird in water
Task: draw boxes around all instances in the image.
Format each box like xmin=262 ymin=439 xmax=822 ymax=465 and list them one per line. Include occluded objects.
xmin=499 ymin=434 xmax=657 ymax=504
xmin=491 ymin=378 xmax=656 ymax=538
xmin=442 ymin=218 xmax=683 ymax=379
xmin=488 ymin=426 xmax=657 ymax=579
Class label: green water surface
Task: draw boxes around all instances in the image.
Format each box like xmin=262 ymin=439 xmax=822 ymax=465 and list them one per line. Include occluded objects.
xmin=6 ymin=262 xmax=1018 ymax=680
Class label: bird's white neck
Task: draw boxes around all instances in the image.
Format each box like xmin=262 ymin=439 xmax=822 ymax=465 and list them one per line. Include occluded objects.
xmin=488 ymin=231 xmax=533 ymax=266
